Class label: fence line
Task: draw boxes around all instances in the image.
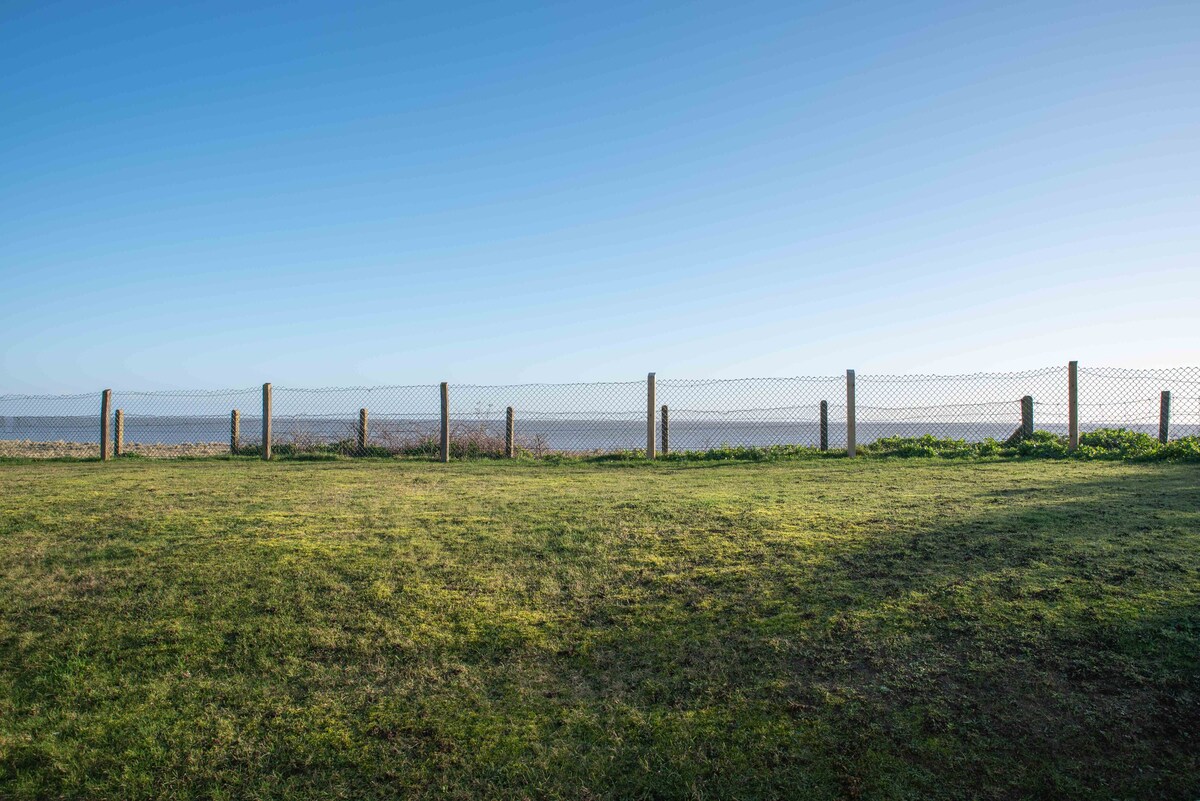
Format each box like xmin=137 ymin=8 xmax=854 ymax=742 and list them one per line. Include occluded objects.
xmin=1 ymin=363 xmax=1198 ymax=459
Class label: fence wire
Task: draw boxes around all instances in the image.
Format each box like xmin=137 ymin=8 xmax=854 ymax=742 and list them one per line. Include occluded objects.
xmin=1075 ymin=366 xmax=1200 ymax=437
xmin=273 ymin=385 xmax=442 ymax=457
xmin=857 ymin=367 xmax=1068 ymax=442
xmin=114 ymin=388 xmax=262 ymax=456
xmin=658 ymin=376 xmax=846 ymax=450
xmin=450 ymin=382 xmax=644 ymax=455
xmin=0 ymin=392 xmax=100 ymax=458
xmin=1 ymin=366 xmax=1197 ymax=458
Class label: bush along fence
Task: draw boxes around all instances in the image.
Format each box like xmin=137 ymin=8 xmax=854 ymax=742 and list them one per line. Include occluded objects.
xmin=1 ymin=363 xmax=1198 ymax=460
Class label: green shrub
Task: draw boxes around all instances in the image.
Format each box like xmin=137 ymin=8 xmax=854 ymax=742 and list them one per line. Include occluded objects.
xmin=1013 ymin=431 xmax=1070 ymax=459
xmin=220 ymin=428 xmax=1200 ymax=464
xmin=1152 ymin=435 xmax=1200 ymax=462
xmin=862 ymin=435 xmax=977 ymax=458
xmin=976 ymin=438 xmax=1004 ymax=457
xmin=1077 ymin=428 xmax=1160 ymax=460
xmin=662 ymin=444 xmax=825 ymax=462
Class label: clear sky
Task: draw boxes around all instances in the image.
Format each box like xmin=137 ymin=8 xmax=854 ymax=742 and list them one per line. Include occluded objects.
xmin=2 ymin=0 xmax=1197 ymax=391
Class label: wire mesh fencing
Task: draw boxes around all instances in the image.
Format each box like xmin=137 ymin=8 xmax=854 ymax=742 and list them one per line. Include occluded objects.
xmin=657 ymin=376 xmax=846 ymax=450
xmin=450 ymin=381 xmax=645 ymax=456
xmin=112 ymin=388 xmax=262 ymax=456
xmin=0 ymin=392 xmax=101 ymax=458
xmin=856 ymin=367 xmax=1069 ymax=443
xmin=1074 ymin=366 xmax=1200 ymax=438
xmin=272 ymin=385 xmax=442 ymax=456
xmin=1 ymin=365 xmax=1197 ymax=459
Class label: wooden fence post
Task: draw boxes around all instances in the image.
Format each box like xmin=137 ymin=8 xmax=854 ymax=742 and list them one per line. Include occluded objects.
xmin=646 ymin=373 xmax=656 ymax=459
xmin=661 ymin=404 xmax=669 ymax=455
xmin=505 ymin=407 xmax=514 ymax=458
xmin=1021 ymin=395 xmax=1034 ymax=438
xmin=1067 ymin=361 xmax=1079 ymax=451
xmin=358 ymin=408 xmax=369 ymax=454
xmin=231 ymin=410 xmax=240 ymax=454
xmin=114 ymin=409 xmax=124 ymax=456
xmin=846 ymin=370 xmax=856 ymax=457
xmin=262 ymin=383 xmax=272 ymax=461
xmin=439 ymin=382 xmax=450 ymax=462
xmin=100 ymin=389 xmax=112 ymax=461
xmin=819 ymin=400 xmax=828 ymax=451
xmin=1160 ymin=391 xmax=1171 ymax=444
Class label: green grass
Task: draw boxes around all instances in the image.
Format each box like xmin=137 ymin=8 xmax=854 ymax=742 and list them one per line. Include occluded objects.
xmin=0 ymin=459 xmax=1197 ymax=800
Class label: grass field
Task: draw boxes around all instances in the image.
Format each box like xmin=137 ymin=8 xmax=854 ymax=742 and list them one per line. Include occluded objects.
xmin=0 ymin=458 xmax=1197 ymax=799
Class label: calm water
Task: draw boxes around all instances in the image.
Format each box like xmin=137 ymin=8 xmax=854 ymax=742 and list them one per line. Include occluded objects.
xmin=2 ymin=415 xmax=1191 ymax=451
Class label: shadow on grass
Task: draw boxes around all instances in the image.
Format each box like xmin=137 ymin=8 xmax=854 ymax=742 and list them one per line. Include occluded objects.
xmin=499 ymin=469 xmax=1200 ymax=799
xmin=2 ymin=464 xmax=1196 ymax=800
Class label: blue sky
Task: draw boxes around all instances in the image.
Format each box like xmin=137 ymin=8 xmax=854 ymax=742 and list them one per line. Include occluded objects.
xmin=2 ymin=0 xmax=1197 ymax=391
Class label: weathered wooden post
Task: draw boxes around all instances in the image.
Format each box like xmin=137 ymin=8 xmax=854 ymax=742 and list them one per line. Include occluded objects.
xmin=505 ymin=406 xmax=514 ymax=458
xmin=114 ymin=409 xmax=124 ymax=456
xmin=439 ymin=382 xmax=450 ymax=462
xmin=1159 ymin=391 xmax=1171 ymax=444
xmin=1067 ymin=361 xmax=1079 ymax=451
xmin=819 ymin=400 xmax=829 ymax=451
xmin=230 ymin=410 xmax=240 ymax=454
xmin=261 ymin=383 xmax=272 ymax=461
xmin=846 ymin=370 xmax=857 ymax=457
xmin=646 ymin=373 xmax=657 ymax=459
xmin=1021 ymin=395 xmax=1034 ymax=438
xmin=100 ymin=389 xmax=112 ymax=461
xmin=358 ymin=408 xmax=369 ymax=454
xmin=661 ymin=404 xmax=669 ymax=455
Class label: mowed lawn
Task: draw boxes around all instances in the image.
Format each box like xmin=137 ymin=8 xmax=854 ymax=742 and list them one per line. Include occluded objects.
xmin=0 ymin=458 xmax=1197 ymax=800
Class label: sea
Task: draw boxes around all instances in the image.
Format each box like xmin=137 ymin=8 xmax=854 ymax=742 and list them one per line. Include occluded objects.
xmin=1 ymin=416 xmax=1191 ymax=452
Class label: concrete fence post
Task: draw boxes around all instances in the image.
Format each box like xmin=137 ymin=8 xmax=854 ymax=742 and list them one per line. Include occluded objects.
xmin=1160 ymin=391 xmax=1171 ymax=444
xmin=439 ymin=382 xmax=450 ymax=462
xmin=262 ymin=383 xmax=272 ymax=461
xmin=505 ymin=406 xmax=514 ymax=458
xmin=231 ymin=410 xmax=240 ymax=454
xmin=819 ymin=400 xmax=829 ymax=451
xmin=114 ymin=409 xmax=124 ymax=457
xmin=358 ymin=408 xmax=369 ymax=454
xmin=661 ymin=404 xmax=669 ymax=455
xmin=100 ymin=389 xmax=112 ymax=461
xmin=646 ymin=372 xmax=656 ymax=459
xmin=1067 ymin=361 xmax=1079 ymax=451
xmin=1021 ymin=395 xmax=1034 ymax=438
xmin=846 ymin=370 xmax=857 ymax=458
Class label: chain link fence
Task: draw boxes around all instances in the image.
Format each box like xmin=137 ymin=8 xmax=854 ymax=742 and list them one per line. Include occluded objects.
xmin=2 ymin=365 xmax=1197 ymax=459
xmin=114 ymin=388 xmax=262 ymax=457
xmin=0 ymin=392 xmax=100 ymax=458
xmin=657 ymin=376 xmax=846 ymax=450
xmin=1074 ymin=366 xmax=1200 ymax=436
xmin=272 ymin=385 xmax=441 ymax=457
xmin=856 ymin=367 xmax=1068 ymax=442
xmin=449 ymin=381 xmax=645 ymax=456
